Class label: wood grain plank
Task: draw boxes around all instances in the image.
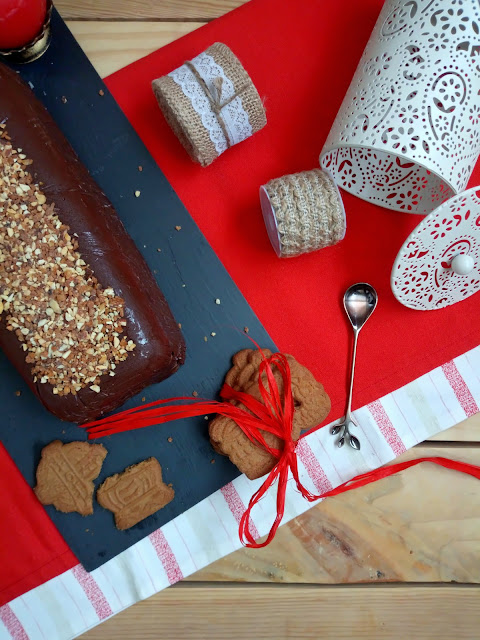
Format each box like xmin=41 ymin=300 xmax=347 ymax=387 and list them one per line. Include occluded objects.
xmin=58 ymin=0 xmax=247 ymax=21
xmin=427 ymin=413 xmax=480 ymax=442
xmin=67 ymin=21 xmax=204 ymax=78
xmin=190 ymin=445 xmax=480 ymax=584
xmin=79 ymin=583 xmax=480 ymax=639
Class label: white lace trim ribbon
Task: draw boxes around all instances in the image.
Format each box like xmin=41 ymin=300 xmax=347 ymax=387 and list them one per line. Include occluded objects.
xmin=169 ymin=52 xmax=253 ymax=155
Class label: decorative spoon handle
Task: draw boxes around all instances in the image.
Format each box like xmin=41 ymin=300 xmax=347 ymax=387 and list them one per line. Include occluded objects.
xmin=331 ymin=283 xmax=378 ymax=451
xmin=345 ymin=328 xmax=358 ymax=421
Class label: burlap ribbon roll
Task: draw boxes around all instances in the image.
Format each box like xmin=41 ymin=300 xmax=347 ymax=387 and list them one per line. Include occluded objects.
xmin=152 ymin=43 xmax=266 ymax=167
xmin=260 ymin=169 xmax=346 ymax=258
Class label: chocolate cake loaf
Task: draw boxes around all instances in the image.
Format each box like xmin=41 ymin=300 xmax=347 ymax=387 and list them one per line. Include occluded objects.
xmin=0 ymin=63 xmax=185 ymax=423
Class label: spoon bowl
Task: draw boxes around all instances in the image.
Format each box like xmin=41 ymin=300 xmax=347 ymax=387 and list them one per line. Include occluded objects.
xmin=344 ymin=283 xmax=378 ymax=332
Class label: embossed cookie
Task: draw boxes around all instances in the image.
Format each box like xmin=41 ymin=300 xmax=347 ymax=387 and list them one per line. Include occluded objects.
xmin=97 ymin=457 xmax=174 ymax=530
xmin=34 ymin=440 xmax=107 ymax=516
xmin=209 ymin=349 xmax=331 ymax=480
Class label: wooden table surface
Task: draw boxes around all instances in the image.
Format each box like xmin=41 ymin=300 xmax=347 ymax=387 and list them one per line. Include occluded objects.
xmin=55 ymin=1 xmax=480 ymax=637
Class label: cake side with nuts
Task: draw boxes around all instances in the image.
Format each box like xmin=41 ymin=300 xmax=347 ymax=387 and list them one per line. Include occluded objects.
xmin=0 ymin=62 xmax=185 ymax=423
xmin=0 ymin=125 xmax=135 ymax=396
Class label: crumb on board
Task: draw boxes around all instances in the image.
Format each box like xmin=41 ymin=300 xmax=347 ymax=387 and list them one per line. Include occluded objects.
xmin=182 ymin=284 xmax=186 ymax=288
xmin=210 ymin=332 xmax=216 ymax=337
xmin=178 ymin=322 xmax=182 ymax=329
xmin=138 ymin=165 xmax=143 ymax=172
xmin=192 ymin=390 xmax=198 ymax=397
xmin=244 ymin=327 xmax=249 ymax=334
xmin=204 ymin=416 xmax=209 ymax=420
xmin=62 ymin=430 xmax=66 ymax=435
xmin=175 ymin=225 xmax=182 ymax=231
xmin=85 ymin=529 xmax=89 ymax=532
xmin=204 ymin=336 xmax=208 ymax=342
xmin=215 ymin=298 xmax=221 ymax=305
xmin=157 ymin=248 xmax=161 ymax=252
xmin=210 ymin=459 xmax=215 ymax=464
xmin=153 ymin=269 xmax=158 ymax=274
xmin=167 ymin=436 xmax=173 ymax=443
xmin=135 ymin=190 xmax=141 ymax=197
xmin=142 ymin=397 xmax=146 ymax=402
xmin=61 ymin=96 xmax=67 ymax=103
xmin=98 ymin=89 xmax=105 ymax=96
xmin=15 ymin=390 xmax=21 ymax=397
xmin=168 ymin=483 xmax=173 ymax=488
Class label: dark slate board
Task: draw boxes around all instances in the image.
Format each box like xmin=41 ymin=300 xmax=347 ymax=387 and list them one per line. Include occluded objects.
xmin=1 ymin=9 xmax=276 ymax=571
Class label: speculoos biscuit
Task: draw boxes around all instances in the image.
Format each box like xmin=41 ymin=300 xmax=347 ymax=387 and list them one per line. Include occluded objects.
xmin=34 ymin=440 xmax=107 ymax=516
xmin=97 ymin=457 xmax=174 ymax=530
xmin=209 ymin=349 xmax=331 ymax=480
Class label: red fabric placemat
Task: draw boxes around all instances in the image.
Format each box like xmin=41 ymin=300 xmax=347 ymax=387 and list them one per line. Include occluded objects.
xmin=0 ymin=444 xmax=77 ymax=606
xmin=105 ymin=0 xmax=479 ymax=422
xmin=1 ymin=0 xmax=479 ymax=607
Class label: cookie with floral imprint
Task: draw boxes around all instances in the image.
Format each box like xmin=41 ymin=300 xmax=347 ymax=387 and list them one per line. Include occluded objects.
xmin=209 ymin=349 xmax=331 ymax=480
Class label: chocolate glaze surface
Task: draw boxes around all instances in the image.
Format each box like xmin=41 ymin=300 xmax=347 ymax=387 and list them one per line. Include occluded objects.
xmin=0 ymin=63 xmax=185 ymax=423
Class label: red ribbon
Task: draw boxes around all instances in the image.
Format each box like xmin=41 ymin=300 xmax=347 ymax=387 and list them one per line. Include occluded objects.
xmin=83 ymin=351 xmax=480 ymax=548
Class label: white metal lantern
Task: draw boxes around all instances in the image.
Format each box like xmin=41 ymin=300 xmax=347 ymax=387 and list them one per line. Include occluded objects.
xmin=320 ymin=0 xmax=480 ymax=215
xmin=319 ymin=0 xmax=480 ymax=309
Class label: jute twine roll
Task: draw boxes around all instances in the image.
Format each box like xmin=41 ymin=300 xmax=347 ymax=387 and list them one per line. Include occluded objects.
xmin=260 ymin=169 xmax=346 ymax=258
xmin=152 ymin=43 xmax=266 ymax=167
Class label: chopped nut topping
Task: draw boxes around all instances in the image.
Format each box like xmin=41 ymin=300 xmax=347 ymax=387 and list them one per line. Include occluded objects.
xmin=0 ymin=126 xmax=136 ymax=396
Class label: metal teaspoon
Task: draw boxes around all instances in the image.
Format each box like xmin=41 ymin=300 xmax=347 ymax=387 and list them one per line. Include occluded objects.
xmin=331 ymin=283 xmax=378 ymax=450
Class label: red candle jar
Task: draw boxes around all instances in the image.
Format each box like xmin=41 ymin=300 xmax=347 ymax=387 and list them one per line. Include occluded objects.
xmin=0 ymin=0 xmax=51 ymax=62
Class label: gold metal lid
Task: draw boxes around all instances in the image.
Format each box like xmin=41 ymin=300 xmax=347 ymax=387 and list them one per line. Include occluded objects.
xmin=0 ymin=0 xmax=53 ymax=64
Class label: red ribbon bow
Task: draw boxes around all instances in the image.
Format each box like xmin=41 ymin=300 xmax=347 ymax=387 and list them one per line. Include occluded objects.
xmin=83 ymin=351 xmax=480 ymax=548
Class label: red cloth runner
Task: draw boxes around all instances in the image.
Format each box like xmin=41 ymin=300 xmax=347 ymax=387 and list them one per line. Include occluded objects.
xmin=105 ymin=0 xmax=479 ymax=422
xmin=0 ymin=0 xmax=479 ymax=606
xmin=0 ymin=444 xmax=77 ymax=606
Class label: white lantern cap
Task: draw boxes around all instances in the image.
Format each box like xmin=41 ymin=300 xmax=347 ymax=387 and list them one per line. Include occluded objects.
xmin=391 ymin=186 xmax=480 ymax=309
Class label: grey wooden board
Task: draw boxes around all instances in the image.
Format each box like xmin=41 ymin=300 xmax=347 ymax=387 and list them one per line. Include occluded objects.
xmin=1 ymin=10 xmax=275 ymax=571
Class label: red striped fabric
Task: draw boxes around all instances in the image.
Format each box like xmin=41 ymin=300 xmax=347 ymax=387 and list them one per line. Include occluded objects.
xmin=442 ymin=361 xmax=480 ymax=418
xmin=221 ymin=482 xmax=260 ymax=540
xmin=149 ymin=530 xmax=184 ymax=584
xmin=296 ymin=440 xmax=333 ymax=494
xmin=72 ymin=565 xmax=112 ymax=621
xmin=368 ymin=400 xmax=407 ymax=457
xmin=0 ymin=605 xmax=28 ymax=640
